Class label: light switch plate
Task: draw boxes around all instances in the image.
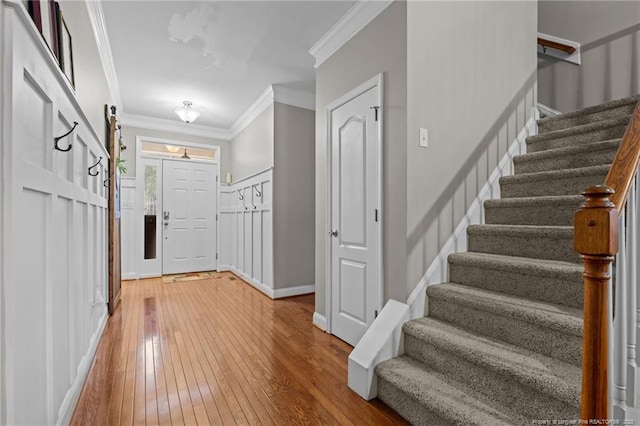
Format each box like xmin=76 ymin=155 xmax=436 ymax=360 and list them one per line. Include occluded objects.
xmin=419 ymin=128 xmax=429 ymax=148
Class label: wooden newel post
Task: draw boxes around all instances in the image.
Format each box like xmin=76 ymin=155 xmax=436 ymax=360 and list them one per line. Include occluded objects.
xmin=574 ymin=185 xmax=619 ymax=421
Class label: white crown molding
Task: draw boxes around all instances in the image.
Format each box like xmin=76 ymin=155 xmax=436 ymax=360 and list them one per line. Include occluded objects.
xmin=309 ymin=0 xmax=394 ymax=69
xmin=273 ymin=86 xmax=315 ymax=111
xmin=85 ymin=1 xmax=123 ymax=110
xmin=229 ymin=85 xmax=275 ymax=138
xmin=120 ymin=113 xmax=232 ymax=141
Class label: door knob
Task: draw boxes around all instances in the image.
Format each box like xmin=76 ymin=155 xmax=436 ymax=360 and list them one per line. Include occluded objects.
xmin=328 ymin=229 xmax=338 ymax=237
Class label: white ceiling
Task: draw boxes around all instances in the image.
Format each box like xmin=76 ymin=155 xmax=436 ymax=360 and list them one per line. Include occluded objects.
xmin=102 ymin=1 xmax=356 ymax=129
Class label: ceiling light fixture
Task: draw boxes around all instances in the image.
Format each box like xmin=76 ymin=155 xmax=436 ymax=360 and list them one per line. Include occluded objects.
xmin=166 ymin=145 xmax=181 ymax=153
xmin=175 ymin=101 xmax=200 ymax=124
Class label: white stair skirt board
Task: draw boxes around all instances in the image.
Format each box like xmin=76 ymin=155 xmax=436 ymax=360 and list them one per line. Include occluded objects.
xmin=537 ymin=103 xmax=562 ymax=118
xmin=348 ymin=300 xmax=410 ymax=400
xmin=313 ymin=312 xmax=327 ymax=331
xmin=347 ymin=111 xmax=538 ymax=401
xmin=58 ymin=312 xmax=108 ymax=425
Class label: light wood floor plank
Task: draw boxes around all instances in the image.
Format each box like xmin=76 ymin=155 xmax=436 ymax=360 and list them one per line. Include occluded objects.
xmin=71 ymin=272 xmax=407 ymax=425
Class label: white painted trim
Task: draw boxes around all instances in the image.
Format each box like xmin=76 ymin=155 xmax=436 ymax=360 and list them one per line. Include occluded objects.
xmin=58 ymin=311 xmax=108 ymax=426
xmin=537 ymin=102 xmax=562 ymax=118
xmin=273 ymin=86 xmax=315 ymax=111
xmin=85 ymin=1 xmax=122 ymax=110
xmin=348 ymin=300 xmax=409 ymax=400
xmin=121 ymin=113 xmax=232 ymax=141
xmin=313 ymin=313 xmax=327 ymax=331
xmin=406 ymin=113 xmax=537 ymax=319
xmin=538 ymin=32 xmax=581 ymax=65
xmin=231 ymin=166 xmax=274 ymax=186
xmin=325 ymin=73 xmax=384 ymax=335
xmin=121 ymin=272 xmax=136 ymax=281
xmin=231 ymin=268 xmax=275 ymax=298
xmin=273 ymin=284 xmax=315 ymax=299
xmin=229 ymin=86 xmax=274 ymax=138
xmin=309 ymin=0 xmax=394 ymax=68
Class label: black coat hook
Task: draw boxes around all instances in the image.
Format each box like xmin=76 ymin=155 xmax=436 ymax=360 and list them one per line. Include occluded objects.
xmin=88 ymin=157 xmax=102 ymax=176
xmin=54 ymin=121 xmax=78 ymax=152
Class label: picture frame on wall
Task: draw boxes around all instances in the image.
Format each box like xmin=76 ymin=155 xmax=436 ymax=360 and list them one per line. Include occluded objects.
xmin=57 ymin=9 xmax=75 ymax=89
xmin=27 ymin=0 xmax=59 ymax=61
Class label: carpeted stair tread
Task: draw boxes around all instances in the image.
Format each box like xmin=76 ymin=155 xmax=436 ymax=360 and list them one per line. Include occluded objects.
xmin=513 ymin=138 xmax=619 ymax=174
xmin=375 ymin=356 xmax=524 ymax=426
xmin=403 ymin=317 xmax=581 ymax=409
xmin=427 ymin=283 xmax=583 ymax=365
xmin=467 ymin=224 xmax=578 ymax=263
xmin=526 ymin=115 xmax=631 ymax=153
xmin=499 ymin=164 xmax=609 ymax=198
xmin=448 ymin=252 xmax=583 ymax=308
xmin=484 ymin=195 xmax=583 ymax=226
xmin=537 ymin=95 xmax=639 ymax=134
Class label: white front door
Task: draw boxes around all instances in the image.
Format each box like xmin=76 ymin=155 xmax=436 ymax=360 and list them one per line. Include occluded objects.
xmin=329 ymin=81 xmax=381 ymax=346
xmin=162 ymin=159 xmax=218 ymax=274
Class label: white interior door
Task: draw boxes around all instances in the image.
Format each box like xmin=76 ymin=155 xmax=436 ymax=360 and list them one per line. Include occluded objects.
xmin=329 ymin=82 xmax=381 ymax=347
xmin=163 ymin=159 xmax=218 ymax=274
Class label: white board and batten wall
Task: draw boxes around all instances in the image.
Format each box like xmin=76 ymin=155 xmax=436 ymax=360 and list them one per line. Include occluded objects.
xmin=2 ymin=2 xmax=109 ymax=424
xmin=219 ymin=169 xmax=274 ymax=296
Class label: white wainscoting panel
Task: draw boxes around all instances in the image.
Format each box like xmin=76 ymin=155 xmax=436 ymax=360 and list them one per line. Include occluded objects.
xmin=219 ymin=169 xmax=274 ymax=297
xmin=2 ymin=3 xmax=109 ymax=423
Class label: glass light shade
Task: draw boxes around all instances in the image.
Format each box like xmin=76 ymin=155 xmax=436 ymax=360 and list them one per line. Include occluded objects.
xmin=175 ymin=101 xmax=200 ymax=123
xmin=166 ymin=145 xmax=180 ymax=153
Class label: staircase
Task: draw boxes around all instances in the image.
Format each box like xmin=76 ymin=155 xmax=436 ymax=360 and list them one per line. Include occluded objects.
xmin=375 ymin=95 xmax=640 ymax=425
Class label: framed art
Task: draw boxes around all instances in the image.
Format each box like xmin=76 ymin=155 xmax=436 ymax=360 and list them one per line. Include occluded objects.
xmin=27 ymin=0 xmax=59 ymax=61
xmin=57 ymin=9 xmax=75 ymax=88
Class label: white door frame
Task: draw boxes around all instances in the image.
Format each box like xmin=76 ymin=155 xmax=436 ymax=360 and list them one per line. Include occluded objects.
xmin=324 ymin=73 xmax=384 ymax=335
xmin=135 ymin=136 xmax=221 ymax=278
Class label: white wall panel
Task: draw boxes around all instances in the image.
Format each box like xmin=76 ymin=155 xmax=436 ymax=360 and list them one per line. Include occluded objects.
xmin=1 ymin=4 xmax=109 ymax=424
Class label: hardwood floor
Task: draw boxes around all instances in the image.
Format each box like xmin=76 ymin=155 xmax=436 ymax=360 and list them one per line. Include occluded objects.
xmin=70 ymin=272 xmax=407 ymax=425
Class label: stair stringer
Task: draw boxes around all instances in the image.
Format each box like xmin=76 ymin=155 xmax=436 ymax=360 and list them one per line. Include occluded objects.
xmin=347 ymin=111 xmax=538 ymax=400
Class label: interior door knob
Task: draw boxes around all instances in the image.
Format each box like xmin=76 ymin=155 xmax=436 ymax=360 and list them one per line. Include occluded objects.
xmin=328 ymin=229 xmax=338 ymax=237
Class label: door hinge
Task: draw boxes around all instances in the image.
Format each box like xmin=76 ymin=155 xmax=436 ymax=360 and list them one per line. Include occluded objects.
xmin=216 ymin=214 xmax=218 ymax=221
xmin=375 ymin=310 xmax=378 ymax=319
xmin=370 ymin=106 xmax=380 ymax=122
xmin=216 ymin=253 xmax=218 ymax=260
xmin=216 ymin=175 xmax=219 ymax=182
xmin=374 ymin=209 xmax=378 ymax=222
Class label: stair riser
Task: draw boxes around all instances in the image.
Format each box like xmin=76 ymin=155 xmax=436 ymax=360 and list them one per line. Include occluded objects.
xmin=538 ymin=103 xmax=637 ymax=134
xmin=377 ymin=379 xmax=453 ymax=426
xmin=404 ymin=334 xmax=579 ymax=420
xmin=514 ymin=145 xmax=618 ymax=174
xmin=527 ymin=124 xmax=627 ymax=153
xmin=467 ymin=231 xmax=579 ymax=263
xmin=484 ymin=202 xmax=580 ymax=226
xmin=448 ymin=262 xmax=583 ymax=308
xmin=427 ymin=296 xmax=582 ymax=366
xmin=500 ymin=172 xmax=607 ymax=198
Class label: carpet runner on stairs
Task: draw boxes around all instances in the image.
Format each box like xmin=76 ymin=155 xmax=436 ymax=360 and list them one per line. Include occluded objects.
xmin=375 ymin=94 xmax=640 ymax=425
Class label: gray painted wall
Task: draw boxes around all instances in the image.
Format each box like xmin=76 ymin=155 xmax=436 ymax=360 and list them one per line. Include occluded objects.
xmin=406 ymin=1 xmax=537 ymax=290
xmin=230 ymin=105 xmax=274 ymax=181
xmin=120 ymin=125 xmax=231 ymax=178
xmin=58 ymin=1 xmax=113 ymax=140
xmin=273 ymin=103 xmax=315 ymax=290
xmin=538 ymin=1 xmax=640 ymax=112
xmin=315 ymin=2 xmax=408 ymax=316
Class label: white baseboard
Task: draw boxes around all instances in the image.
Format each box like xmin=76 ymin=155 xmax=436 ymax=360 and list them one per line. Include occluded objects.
xmin=273 ymin=284 xmax=315 ymax=299
xmin=313 ymin=312 xmax=327 ymax=331
xmin=121 ymin=272 xmax=136 ymax=280
xmin=58 ymin=310 xmax=108 ymax=425
xmin=230 ymin=268 xmax=275 ymax=298
xmin=406 ymin=113 xmax=536 ymax=320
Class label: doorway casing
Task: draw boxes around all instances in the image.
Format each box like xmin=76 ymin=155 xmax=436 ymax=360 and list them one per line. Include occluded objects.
xmin=134 ymin=136 xmax=221 ymax=278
